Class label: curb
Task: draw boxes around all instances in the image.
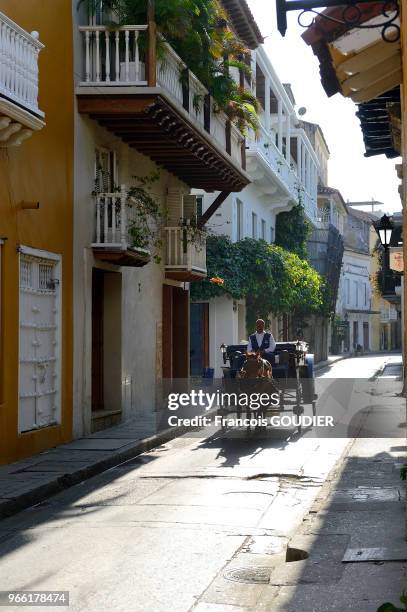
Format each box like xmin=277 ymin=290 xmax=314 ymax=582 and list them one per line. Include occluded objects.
xmin=314 ymin=354 xmax=348 ymax=372
xmin=0 ymin=421 xmax=197 ymax=520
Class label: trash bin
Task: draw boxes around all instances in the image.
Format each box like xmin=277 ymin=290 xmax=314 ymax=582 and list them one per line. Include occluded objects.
xmin=202 ymin=367 xmax=214 ymax=385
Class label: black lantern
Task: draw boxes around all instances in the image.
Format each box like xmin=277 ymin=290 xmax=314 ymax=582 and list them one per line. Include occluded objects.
xmin=374 ymin=214 xmax=394 ymax=250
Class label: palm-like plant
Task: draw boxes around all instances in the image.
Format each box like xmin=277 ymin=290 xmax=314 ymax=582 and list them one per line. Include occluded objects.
xmin=78 ymin=0 xmax=259 ymax=133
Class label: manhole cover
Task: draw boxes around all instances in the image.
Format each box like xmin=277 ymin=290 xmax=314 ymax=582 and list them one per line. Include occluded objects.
xmin=224 ymin=566 xmax=272 ymax=584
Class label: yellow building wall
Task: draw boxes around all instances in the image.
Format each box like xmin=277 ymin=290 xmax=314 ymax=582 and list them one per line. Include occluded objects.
xmin=0 ymin=1 xmax=74 ymax=463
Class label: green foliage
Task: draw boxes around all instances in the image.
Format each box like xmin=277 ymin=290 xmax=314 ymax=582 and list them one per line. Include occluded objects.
xmin=377 ymin=592 xmax=407 ymax=611
xmin=79 ymin=0 xmax=259 ymax=132
xmin=275 ymin=203 xmax=311 ymax=260
xmin=127 ymin=171 xmax=164 ymax=262
xmin=191 ymin=235 xmax=326 ymax=329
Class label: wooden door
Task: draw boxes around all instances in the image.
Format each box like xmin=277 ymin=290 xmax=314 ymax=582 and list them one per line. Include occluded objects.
xmin=162 ymin=285 xmax=189 ymax=378
xmin=92 ymin=269 xmax=104 ymax=411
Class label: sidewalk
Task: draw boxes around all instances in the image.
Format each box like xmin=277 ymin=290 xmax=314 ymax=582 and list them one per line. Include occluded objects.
xmin=0 ymin=418 xmax=191 ymax=519
xmin=255 ymin=373 xmax=407 ymax=611
xmin=314 ymin=353 xmax=346 ymax=371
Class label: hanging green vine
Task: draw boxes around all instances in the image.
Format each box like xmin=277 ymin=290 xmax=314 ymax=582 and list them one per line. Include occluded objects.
xmin=275 ymin=203 xmax=311 ymax=260
xmin=191 ymin=235 xmax=326 ymax=330
xmin=127 ymin=171 xmax=165 ymax=263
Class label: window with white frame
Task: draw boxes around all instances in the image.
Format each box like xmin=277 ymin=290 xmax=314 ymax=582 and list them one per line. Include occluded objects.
xmin=252 ymin=212 xmax=257 ymax=239
xmin=261 ymin=219 xmax=266 ymax=240
xmin=345 ymin=278 xmax=350 ymax=306
xmin=354 ymin=280 xmax=358 ymax=307
xmin=236 ymin=199 xmax=243 ymax=241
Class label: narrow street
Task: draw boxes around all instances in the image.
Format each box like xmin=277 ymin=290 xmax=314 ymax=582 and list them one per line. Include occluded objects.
xmin=0 ymin=353 xmax=404 ymax=611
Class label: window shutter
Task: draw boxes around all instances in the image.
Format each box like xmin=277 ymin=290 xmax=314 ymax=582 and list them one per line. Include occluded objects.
xmin=166 ymin=188 xmax=183 ymax=226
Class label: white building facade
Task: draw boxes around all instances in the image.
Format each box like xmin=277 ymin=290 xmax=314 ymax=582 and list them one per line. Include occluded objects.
xmin=336 ymin=208 xmax=375 ymax=352
xmin=192 ymin=46 xmax=320 ymax=377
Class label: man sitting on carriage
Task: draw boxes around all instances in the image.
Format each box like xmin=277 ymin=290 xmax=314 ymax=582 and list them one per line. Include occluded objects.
xmin=247 ymin=319 xmax=276 ymax=359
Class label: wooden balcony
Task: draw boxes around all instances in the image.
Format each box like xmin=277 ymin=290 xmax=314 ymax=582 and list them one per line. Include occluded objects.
xmin=92 ymin=188 xmax=151 ymax=267
xmin=0 ymin=11 xmax=45 ymax=146
xmin=76 ymin=24 xmax=249 ymax=192
xmin=164 ymin=226 xmax=206 ymax=282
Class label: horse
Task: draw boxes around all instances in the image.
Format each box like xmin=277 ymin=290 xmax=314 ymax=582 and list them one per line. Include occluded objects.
xmin=238 ymin=351 xmax=273 ymax=380
xmin=237 ymin=352 xmax=278 ymax=429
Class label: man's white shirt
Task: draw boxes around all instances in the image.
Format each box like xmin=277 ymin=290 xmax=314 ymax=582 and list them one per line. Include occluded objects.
xmin=247 ymin=332 xmax=276 ymax=354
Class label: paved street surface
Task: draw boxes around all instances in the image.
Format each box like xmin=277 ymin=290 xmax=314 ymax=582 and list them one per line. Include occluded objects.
xmin=0 ymin=354 xmax=405 ymax=611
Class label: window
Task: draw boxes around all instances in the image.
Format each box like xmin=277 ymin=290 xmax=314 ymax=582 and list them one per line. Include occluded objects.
xmin=196 ymin=196 xmax=203 ymax=223
xmin=95 ymin=148 xmax=117 ymax=193
xmin=345 ymin=279 xmax=350 ymax=306
xmin=236 ymin=199 xmax=243 ymax=241
xmin=261 ymin=219 xmax=266 ymax=240
xmin=251 ymin=213 xmax=257 ymax=239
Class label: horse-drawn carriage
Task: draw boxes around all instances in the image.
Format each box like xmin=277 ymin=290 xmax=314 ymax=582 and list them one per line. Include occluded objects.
xmin=218 ymin=341 xmax=317 ymax=433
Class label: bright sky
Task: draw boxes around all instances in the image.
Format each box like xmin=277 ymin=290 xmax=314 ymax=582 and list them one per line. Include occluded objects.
xmin=247 ymin=0 xmax=402 ymax=214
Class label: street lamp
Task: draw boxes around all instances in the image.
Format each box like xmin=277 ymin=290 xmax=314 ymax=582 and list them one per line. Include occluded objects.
xmin=374 ymin=214 xmax=394 ymax=250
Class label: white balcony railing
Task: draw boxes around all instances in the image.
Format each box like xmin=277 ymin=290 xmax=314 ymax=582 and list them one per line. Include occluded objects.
xmin=92 ymin=186 xmax=149 ymax=255
xmin=247 ymin=124 xmax=317 ymax=220
xmin=164 ymin=226 xmax=207 ymax=275
xmin=0 ymin=11 xmax=44 ymax=116
xmin=78 ymin=25 xmax=244 ymax=167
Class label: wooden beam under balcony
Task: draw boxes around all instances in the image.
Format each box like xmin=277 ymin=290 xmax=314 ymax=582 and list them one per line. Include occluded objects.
xmin=93 ymin=248 xmax=151 ymax=267
xmin=77 ymin=93 xmax=249 ymax=192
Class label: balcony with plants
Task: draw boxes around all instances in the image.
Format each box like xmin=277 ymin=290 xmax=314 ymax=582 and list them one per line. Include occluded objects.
xmin=77 ymin=0 xmax=258 ymax=193
xmin=0 ymin=10 xmax=45 ymax=146
xmin=91 ymin=173 xmax=207 ymax=278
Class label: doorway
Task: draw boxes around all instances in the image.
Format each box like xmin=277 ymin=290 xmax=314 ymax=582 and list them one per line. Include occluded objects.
xmin=353 ymin=321 xmax=359 ymax=348
xmin=363 ymin=322 xmax=369 ymax=351
xmin=190 ymin=303 xmax=209 ymax=376
xmin=91 ymin=269 xmax=122 ymax=415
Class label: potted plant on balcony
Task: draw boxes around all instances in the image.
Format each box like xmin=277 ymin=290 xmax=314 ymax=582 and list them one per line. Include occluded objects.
xmin=179 ymin=216 xmax=206 ymax=253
